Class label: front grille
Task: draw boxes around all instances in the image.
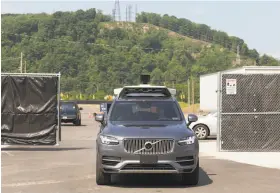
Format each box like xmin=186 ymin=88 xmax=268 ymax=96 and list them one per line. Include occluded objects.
xmin=123 ymin=138 xmax=174 ymax=154
xmin=121 ymin=164 xmax=175 ymax=170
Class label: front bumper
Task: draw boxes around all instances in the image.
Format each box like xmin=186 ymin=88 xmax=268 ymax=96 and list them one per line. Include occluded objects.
xmin=97 ymin=142 xmax=199 ymax=174
xmin=60 ymin=115 xmax=77 ymax=122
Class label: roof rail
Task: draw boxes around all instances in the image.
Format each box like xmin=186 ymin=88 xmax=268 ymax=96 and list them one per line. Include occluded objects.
xmin=114 ymin=85 xmax=176 ymax=99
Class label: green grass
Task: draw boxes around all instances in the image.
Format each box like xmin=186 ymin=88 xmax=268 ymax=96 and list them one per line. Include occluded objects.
xmin=178 ymin=102 xmax=201 ymax=114
xmin=178 ymin=102 xmax=188 ymax=109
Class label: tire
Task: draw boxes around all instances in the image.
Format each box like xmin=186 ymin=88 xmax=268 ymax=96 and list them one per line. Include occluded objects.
xmin=181 ymin=159 xmax=199 ymax=186
xmin=193 ymin=125 xmax=209 ymax=140
xmin=74 ymin=119 xmax=81 ymax=126
xmin=96 ymin=153 xmax=111 ymax=185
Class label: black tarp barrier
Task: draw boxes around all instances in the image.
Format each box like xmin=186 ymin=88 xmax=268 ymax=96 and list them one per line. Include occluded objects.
xmin=220 ymin=74 xmax=280 ymax=151
xmin=1 ymin=75 xmax=59 ymax=145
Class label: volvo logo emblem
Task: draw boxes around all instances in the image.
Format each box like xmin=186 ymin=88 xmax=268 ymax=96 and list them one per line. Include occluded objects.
xmin=144 ymin=142 xmax=153 ymax=150
xmin=133 ymin=140 xmax=162 ymax=154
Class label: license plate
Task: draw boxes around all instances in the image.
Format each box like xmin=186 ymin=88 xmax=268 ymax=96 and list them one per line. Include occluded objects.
xmin=140 ymin=155 xmax=158 ymax=164
xmin=62 ymin=116 xmax=67 ymax=119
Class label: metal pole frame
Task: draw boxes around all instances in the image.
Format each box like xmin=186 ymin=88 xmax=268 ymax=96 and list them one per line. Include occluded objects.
xmin=1 ymin=73 xmax=60 ymax=77
xmin=216 ymin=71 xmax=222 ymax=152
xmin=57 ymin=72 xmax=61 ymax=144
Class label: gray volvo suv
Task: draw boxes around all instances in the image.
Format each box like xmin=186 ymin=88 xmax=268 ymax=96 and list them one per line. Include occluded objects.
xmin=94 ymin=84 xmax=199 ymax=185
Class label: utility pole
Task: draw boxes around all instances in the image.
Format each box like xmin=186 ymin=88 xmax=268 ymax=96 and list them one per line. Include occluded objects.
xmin=135 ymin=4 xmax=138 ymax=22
xmin=20 ymin=52 xmax=23 ymax=73
xmin=126 ymin=6 xmax=128 ymax=22
xmin=236 ymin=44 xmax=241 ymax=65
xmin=192 ymin=77 xmax=195 ymax=113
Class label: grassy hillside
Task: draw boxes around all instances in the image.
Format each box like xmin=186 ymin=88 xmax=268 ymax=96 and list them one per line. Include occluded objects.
xmin=1 ymin=9 xmax=278 ymax=101
xmin=101 ymin=21 xmax=256 ymax=66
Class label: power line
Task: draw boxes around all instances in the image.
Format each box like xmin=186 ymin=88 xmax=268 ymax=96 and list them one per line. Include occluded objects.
xmin=114 ymin=4 xmax=243 ymax=50
xmin=100 ymin=20 xmax=260 ymax=57
xmin=133 ymin=21 xmax=256 ymax=54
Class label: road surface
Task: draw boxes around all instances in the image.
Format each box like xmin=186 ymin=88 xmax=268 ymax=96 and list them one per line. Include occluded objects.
xmin=2 ymin=105 xmax=280 ymax=193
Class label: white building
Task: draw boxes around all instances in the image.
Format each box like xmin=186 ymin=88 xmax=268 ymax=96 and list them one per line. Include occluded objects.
xmin=200 ymin=66 xmax=280 ymax=112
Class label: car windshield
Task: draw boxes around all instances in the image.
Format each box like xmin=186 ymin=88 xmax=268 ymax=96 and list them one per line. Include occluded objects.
xmin=109 ymin=101 xmax=182 ymax=122
xmin=61 ymin=103 xmax=77 ymax=114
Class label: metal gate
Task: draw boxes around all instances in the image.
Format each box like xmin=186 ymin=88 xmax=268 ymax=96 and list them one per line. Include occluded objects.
xmin=217 ymin=73 xmax=280 ymax=152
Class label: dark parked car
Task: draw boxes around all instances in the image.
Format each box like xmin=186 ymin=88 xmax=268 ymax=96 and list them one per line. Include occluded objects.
xmin=60 ymin=101 xmax=82 ymax=126
xmin=94 ymin=84 xmax=199 ymax=186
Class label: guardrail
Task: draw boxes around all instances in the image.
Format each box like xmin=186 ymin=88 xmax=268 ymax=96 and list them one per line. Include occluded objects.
xmin=61 ymin=100 xmax=111 ymax=104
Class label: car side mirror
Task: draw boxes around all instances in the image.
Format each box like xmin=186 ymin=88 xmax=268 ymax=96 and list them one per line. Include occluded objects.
xmin=94 ymin=113 xmax=104 ymax=122
xmin=187 ymin=114 xmax=198 ymax=126
xmin=79 ymin=107 xmax=83 ymax=110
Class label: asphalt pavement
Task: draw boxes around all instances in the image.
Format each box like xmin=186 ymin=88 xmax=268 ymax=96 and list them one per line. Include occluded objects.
xmin=2 ymin=105 xmax=280 ymax=193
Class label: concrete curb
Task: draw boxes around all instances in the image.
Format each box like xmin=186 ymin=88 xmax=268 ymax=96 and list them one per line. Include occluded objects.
xmin=199 ymin=141 xmax=280 ymax=170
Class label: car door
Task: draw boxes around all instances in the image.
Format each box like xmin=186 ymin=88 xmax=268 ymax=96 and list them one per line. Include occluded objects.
xmin=206 ymin=112 xmax=217 ymax=136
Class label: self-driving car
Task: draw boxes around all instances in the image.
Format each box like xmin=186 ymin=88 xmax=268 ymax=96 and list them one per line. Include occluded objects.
xmin=94 ymin=77 xmax=199 ymax=185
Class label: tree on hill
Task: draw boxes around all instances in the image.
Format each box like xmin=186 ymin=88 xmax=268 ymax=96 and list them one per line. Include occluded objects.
xmin=1 ymin=9 xmax=278 ymax=101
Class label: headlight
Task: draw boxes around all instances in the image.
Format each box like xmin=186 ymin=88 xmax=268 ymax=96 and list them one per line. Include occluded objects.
xmin=178 ymin=136 xmax=196 ymax=145
xmin=100 ymin=135 xmax=119 ymax=145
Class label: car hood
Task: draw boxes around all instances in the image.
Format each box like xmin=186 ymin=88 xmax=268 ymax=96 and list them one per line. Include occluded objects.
xmin=102 ymin=121 xmax=194 ymax=140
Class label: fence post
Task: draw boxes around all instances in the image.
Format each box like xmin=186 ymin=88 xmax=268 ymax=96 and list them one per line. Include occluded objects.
xmin=188 ymin=78 xmax=190 ymax=112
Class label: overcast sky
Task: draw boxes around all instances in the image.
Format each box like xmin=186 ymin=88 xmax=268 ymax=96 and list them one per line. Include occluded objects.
xmin=2 ymin=0 xmax=280 ymax=59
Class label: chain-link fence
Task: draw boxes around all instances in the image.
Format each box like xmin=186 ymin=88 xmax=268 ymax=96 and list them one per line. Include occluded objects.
xmin=218 ymin=73 xmax=280 ymax=152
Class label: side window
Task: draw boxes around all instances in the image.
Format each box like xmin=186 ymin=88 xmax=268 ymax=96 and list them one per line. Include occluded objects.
xmin=107 ymin=103 xmax=112 ymax=113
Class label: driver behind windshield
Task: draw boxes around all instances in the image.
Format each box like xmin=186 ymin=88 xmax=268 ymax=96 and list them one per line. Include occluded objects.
xmin=110 ymin=101 xmax=181 ymax=122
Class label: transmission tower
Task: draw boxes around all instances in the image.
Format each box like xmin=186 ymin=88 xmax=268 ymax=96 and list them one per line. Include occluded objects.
xmin=125 ymin=6 xmax=127 ymax=22
xmin=135 ymin=4 xmax=138 ymax=22
xmin=129 ymin=5 xmax=133 ymax=22
xmin=113 ymin=0 xmax=121 ymax=22
xmin=112 ymin=9 xmax=116 ymax=22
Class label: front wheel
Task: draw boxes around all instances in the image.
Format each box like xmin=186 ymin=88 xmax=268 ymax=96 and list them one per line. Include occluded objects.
xmin=193 ymin=125 xmax=209 ymax=140
xmin=96 ymin=153 xmax=111 ymax=185
xmin=73 ymin=119 xmax=81 ymax=126
xmin=180 ymin=159 xmax=199 ymax=186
